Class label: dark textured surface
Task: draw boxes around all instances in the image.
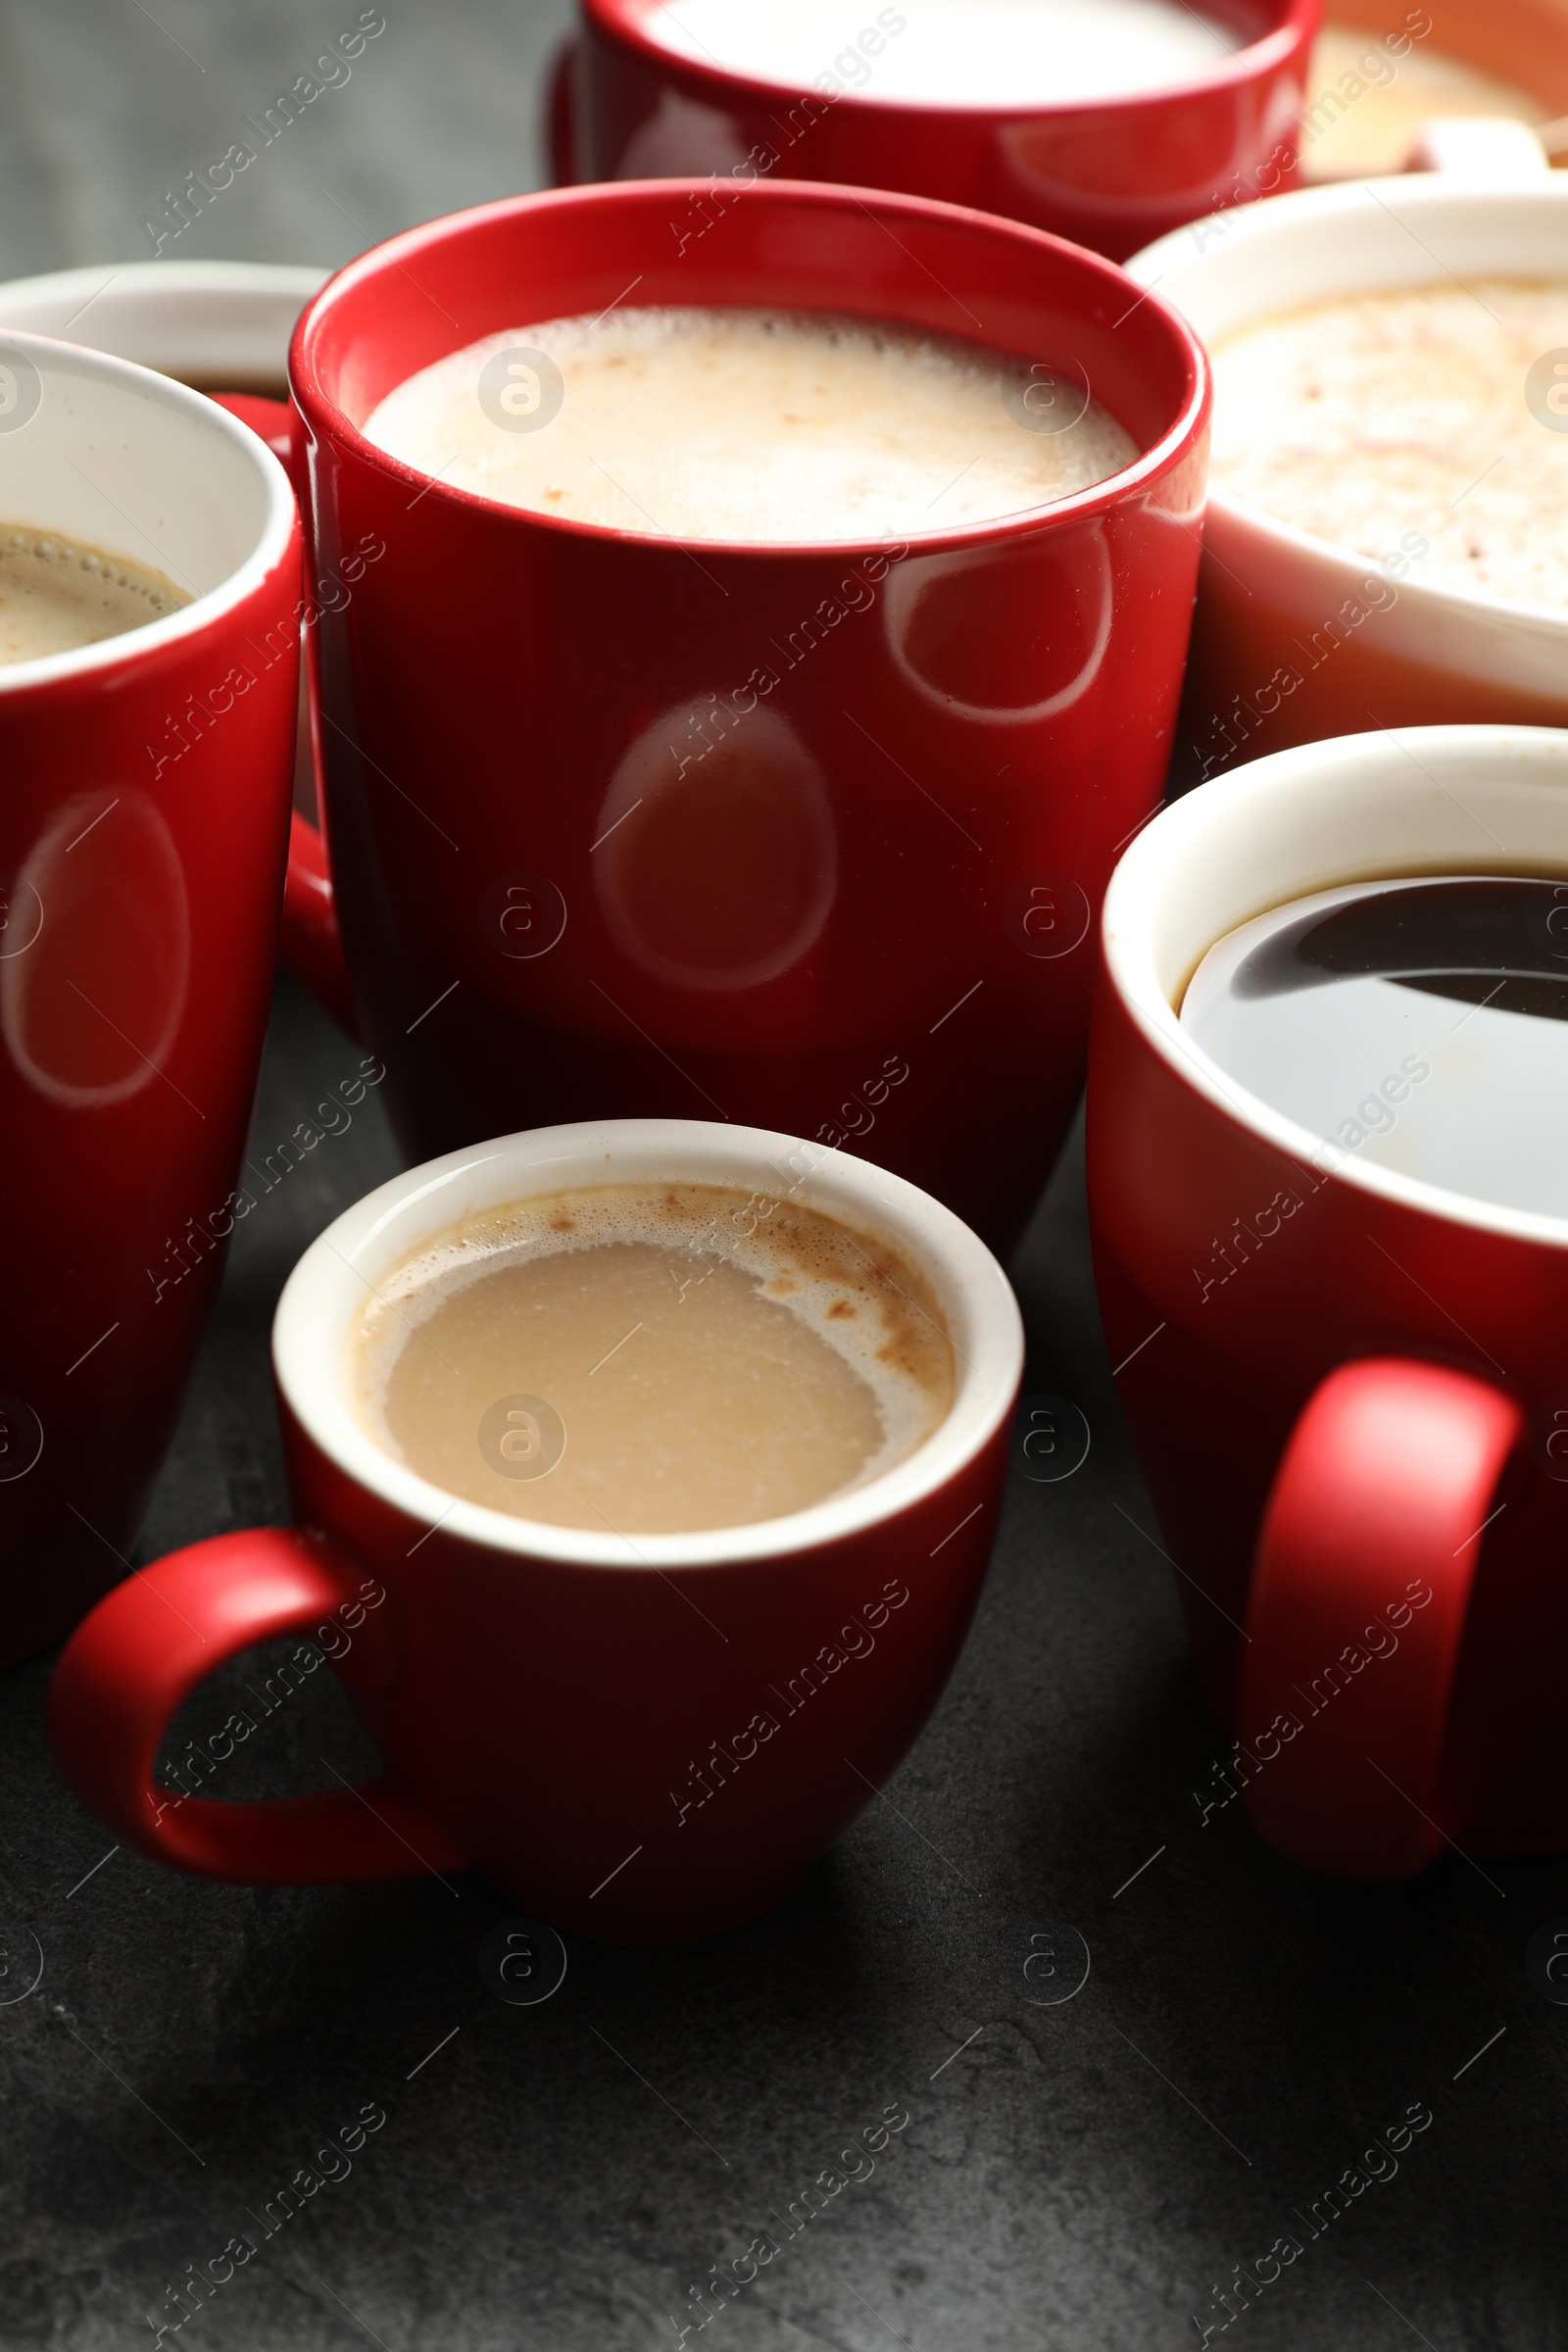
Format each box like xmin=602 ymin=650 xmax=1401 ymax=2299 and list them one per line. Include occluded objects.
xmin=6 ymin=975 xmax=1566 ymax=2352
xmin=2 ymin=6 xmax=1566 ymax=2347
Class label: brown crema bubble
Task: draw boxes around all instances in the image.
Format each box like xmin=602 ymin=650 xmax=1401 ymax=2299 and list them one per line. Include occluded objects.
xmin=347 ymin=1182 xmax=956 ymax=1535
xmin=0 ymin=525 xmax=189 ymax=664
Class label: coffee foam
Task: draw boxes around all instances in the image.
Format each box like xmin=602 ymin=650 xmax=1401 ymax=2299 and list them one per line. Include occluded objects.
xmin=0 ymin=525 xmax=188 ymax=666
xmin=1209 ymin=278 xmax=1568 ymax=608
xmin=643 ymin=0 xmax=1241 ymax=106
xmin=361 ymin=306 xmax=1138 ymax=545
xmin=349 ymin=1181 xmax=956 ymax=1513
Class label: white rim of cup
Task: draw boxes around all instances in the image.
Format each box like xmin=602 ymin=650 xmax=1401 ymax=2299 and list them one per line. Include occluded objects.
xmin=1124 ymin=177 xmax=1568 ymax=635
xmin=0 ymin=257 xmax=328 ymax=321
xmin=1102 ymin=723 xmax=1568 ymax=1255
xmin=273 ymin=1118 xmax=1027 ymax=1571
xmin=0 ymin=329 xmax=297 ymax=697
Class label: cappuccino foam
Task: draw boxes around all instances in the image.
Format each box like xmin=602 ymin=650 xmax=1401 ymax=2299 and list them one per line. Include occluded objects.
xmin=0 ymin=525 xmax=188 ymax=664
xmin=644 ymin=0 xmax=1241 ymax=105
xmin=362 ymin=307 xmax=1138 ymax=544
xmin=1209 ymin=279 xmax=1568 ymax=608
xmin=349 ymin=1182 xmax=956 ymax=1535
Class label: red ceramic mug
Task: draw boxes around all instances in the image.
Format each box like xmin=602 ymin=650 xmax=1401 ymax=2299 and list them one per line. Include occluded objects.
xmin=1089 ymin=723 xmax=1568 ymax=1880
xmin=0 ymin=330 xmax=300 ymax=1666
xmin=270 ymin=178 xmax=1209 ymax=1259
xmin=47 ymin=1117 xmax=1024 ymax=1942
xmin=549 ymin=0 xmax=1319 ymax=263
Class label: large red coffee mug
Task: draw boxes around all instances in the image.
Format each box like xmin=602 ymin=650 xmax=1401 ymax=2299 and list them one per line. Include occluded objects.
xmin=0 ymin=331 xmax=300 ymax=1666
xmin=47 ymin=1118 xmax=1024 ymax=1942
xmin=1088 ymin=724 xmax=1568 ymax=1880
xmin=550 ymin=0 xmax=1319 ymax=263
xmin=272 ymin=179 xmax=1209 ymax=1257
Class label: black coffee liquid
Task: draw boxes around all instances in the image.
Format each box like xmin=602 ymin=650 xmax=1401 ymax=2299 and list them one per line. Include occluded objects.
xmin=1181 ymin=876 xmax=1568 ymax=1218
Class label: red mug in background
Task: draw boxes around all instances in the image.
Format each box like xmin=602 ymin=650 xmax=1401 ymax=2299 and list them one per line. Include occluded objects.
xmin=0 ymin=331 xmax=301 ymax=1668
xmin=549 ymin=0 xmax=1319 ymax=264
xmin=271 ymin=179 xmax=1209 ymax=1258
xmin=47 ymin=1118 xmax=1024 ymax=1942
xmin=1089 ymin=725 xmax=1568 ymax=1880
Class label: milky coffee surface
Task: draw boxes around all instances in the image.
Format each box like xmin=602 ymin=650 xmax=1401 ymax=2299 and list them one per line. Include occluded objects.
xmin=1210 ymin=280 xmax=1568 ymax=607
xmin=644 ymin=0 xmax=1241 ymax=105
xmin=349 ymin=1183 xmax=956 ymax=1535
xmin=0 ymin=526 xmax=188 ymax=664
xmin=363 ymin=306 xmax=1138 ymax=544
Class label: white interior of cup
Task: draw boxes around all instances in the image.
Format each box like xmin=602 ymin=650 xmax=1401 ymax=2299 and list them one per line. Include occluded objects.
xmin=0 ymin=329 xmax=296 ymax=694
xmin=0 ymin=259 xmax=325 ymax=381
xmin=1125 ymin=178 xmax=1568 ymax=636
xmin=1130 ymin=174 xmax=1568 ymax=334
xmin=1102 ymin=723 xmax=1568 ymax=1248
xmin=274 ymin=1118 xmax=1025 ymax=1569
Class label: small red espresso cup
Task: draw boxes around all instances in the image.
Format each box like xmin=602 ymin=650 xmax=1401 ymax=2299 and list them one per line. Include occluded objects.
xmin=1089 ymin=724 xmax=1568 ymax=1880
xmin=0 ymin=331 xmax=301 ymax=1665
xmin=47 ymin=1118 xmax=1024 ymax=1941
xmin=551 ymin=0 xmax=1319 ymax=263
xmin=274 ymin=179 xmax=1209 ymax=1258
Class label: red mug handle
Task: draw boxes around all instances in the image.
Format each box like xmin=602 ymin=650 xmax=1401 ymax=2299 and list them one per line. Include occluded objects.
xmin=546 ymin=36 xmax=581 ymax=185
xmin=1237 ymin=1358 xmax=1524 ymax=1880
xmin=47 ymin=1528 xmax=466 ymax=1884
xmin=210 ymin=391 xmax=359 ymax=1039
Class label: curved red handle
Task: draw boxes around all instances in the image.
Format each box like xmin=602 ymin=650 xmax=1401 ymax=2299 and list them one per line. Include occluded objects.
xmin=547 ymin=35 xmax=581 ymax=184
xmin=210 ymin=391 xmax=358 ymax=1040
xmin=47 ymin=1528 xmax=466 ymax=1885
xmin=1238 ymin=1358 xmax=1524 ymax=1880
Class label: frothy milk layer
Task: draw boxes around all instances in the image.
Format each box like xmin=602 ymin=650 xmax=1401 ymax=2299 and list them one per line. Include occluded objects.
xmin=349 ymin=1182 xmax=956 ymax=1534
xmin=642 ymin=0 xmax=1242 ymax=105
xmin=362 ymin=307 xmax=1138 ymax=544
xmin=0 ymin=526 xmax=189 ymax=664
xmin=1210 ymin=280 xmax=1568 ymax=608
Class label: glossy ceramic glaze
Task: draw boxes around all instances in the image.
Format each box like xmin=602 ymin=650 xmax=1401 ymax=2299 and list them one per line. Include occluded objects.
xmin=553 ymin=0 xmax=1320 ymax=263
xmin=0 ymin=331 xmax=302 ymax=1663
xmin=47 ymin=1119 xmax=1025 ymax=1941
xmin=1088 ymin=725 xmax=1568 ymax=1879
xmin=1126 ymin=180 xmax=1568 ymax=782
xmin=277 ymin=179 xmax=1209 ymax=1256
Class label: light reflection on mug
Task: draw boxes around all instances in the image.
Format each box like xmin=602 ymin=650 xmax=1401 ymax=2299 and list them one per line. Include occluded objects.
xmin=615 ymin=88 xmax=754 ymax=177
xmin=2 ymin=790 xmax=190 ymax=1109
xmin=593 ymin=702 xmax=836 ymax=993
xmin=884 ymin=532 xmax=1114 ymax=725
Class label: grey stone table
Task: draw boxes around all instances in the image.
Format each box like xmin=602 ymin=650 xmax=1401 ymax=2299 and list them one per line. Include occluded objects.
xmin=1 ymin=5 xmax=1565 ymax=2347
